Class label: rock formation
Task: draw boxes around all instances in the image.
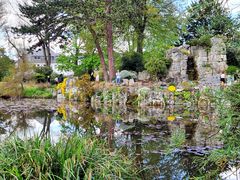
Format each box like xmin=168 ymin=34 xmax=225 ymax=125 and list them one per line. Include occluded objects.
xmin=166 ymin=37 xmax=228 ymax=88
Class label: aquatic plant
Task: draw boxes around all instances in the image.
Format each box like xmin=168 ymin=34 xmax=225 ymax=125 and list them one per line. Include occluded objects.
xmin=0 ymin=135 xmax=139 ymax=179
xmin=192 ymin=83 xmax=240 ymax=179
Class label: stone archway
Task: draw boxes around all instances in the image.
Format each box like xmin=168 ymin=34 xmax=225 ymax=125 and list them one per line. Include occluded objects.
xmin=187 ymin=56 xmax=198 ymax=81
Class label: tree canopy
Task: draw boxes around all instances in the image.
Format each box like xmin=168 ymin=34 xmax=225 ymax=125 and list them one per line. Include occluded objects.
xmin=14 ymin=0 xmax=67 ymax=66
xmin=184 ymin=0 xmax=235 ymax=41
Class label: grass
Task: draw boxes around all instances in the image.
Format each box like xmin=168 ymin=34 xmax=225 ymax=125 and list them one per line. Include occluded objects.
xmin=23 ymin=86 xmax=53 ymax=98
xmin=0 ymin=135 xmax=139 ymax=179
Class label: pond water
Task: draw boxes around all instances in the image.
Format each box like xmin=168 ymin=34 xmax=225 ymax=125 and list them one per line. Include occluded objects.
xmin=0 ymin=99 xmax=234 ymax=179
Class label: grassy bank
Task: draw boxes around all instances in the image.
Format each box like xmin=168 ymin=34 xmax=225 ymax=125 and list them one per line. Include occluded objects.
xmin=0 ymin=135 xmax=138 ymax=179
xmin=23 ymin=86 xmax=53 ymax=98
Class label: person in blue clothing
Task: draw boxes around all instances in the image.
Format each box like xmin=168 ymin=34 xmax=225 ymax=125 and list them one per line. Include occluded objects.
xmin=116 ymin=70 xmax=121 ymax=84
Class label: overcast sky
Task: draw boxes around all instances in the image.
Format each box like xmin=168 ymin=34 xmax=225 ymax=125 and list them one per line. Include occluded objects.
xmin=3 ymin=0 xmax=240 ymax=28
xmin=1 ymin=0 xmax=240 ymax=58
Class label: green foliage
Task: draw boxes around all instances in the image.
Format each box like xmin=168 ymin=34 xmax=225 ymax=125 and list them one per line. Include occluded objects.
xmin=0 ymin=135 xmax=139 ymax=179
xmin=226 ymin=65 xmax=239 ymax=75
xmin=193 ymin=85 xmax=240 ymax=178
xmin=57 ymin=54 xmax=100 ymax=77
xmin=23 ymin=87 xmax=53 ymax=98
xmin=225 ymin=82 xmax=240 ymax=109
xmin=0 ymin=48 xmax=14 ymax=81
xmin=144 ymin=51 xmax=171 ymax=79
xmin=120 ymin=52 xmax=144 ymax=72
xmin=188 ymin=34 xmax=212 ymax=48
xmin=0 ymin=60 xmax=31 ymax=98
xmin=169 ymin=128 xmax=186 ymax=148
xmin=14 ymin=0 xmax=65 ymax=65
xmin=226 ymin=33 xmax=240 ymax=67
xmin=34 ymin=66 xmax=53 ymax=83
xmin=185 ymin=0 xmax=235 ymax=41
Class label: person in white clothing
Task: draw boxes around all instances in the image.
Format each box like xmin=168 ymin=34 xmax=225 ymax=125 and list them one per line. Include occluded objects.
xmin=220 ymin=72 xmax=226 ymax=87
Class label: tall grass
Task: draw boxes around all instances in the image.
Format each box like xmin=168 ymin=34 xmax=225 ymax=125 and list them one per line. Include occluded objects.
xmin=0 ymin=135 xmax=139 ymax=179
xmin=192 ymin=84 xmax=240 ymax=179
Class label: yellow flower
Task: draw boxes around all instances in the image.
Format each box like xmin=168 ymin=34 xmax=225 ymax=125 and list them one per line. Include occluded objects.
xmin=167 ymin=115 xmax=176 ymax=121
xmin=168 ymin=85 xmax=176 ymax=92
xmin=57 ymin=105 xmax=67 ymax=120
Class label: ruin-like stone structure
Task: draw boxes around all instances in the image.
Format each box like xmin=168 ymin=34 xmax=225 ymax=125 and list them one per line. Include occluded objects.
xmin=166 ymin=37 xmax=228 ymax=88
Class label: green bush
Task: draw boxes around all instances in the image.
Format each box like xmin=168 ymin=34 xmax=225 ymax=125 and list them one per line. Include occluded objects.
xmin=120 ymin=52 xmax=144 ymax=72
xmin=145 ymin=57 xmax=171 ymax=79
xmin=23 ymin=87 xmax=53 ymax=98
xmin=188 ymin=34 xmax=212 ymax=48
xmin=0 ymin=135 xmax=139 ymax=179
xmin=0 ymin=49 xmax=14 ymax=81
xmin=226 ymin=65 xmax=239 ymax=75
xmin=34 ymin=66 xmax=53 ymax=83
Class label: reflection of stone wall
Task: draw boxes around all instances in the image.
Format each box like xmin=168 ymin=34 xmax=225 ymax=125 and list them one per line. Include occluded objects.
xmin=167 ymin=37 xmax=227 ymax=87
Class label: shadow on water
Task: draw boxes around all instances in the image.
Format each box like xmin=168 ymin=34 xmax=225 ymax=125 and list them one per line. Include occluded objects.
xmin=0 ymin=100 xmax=228 ymax=179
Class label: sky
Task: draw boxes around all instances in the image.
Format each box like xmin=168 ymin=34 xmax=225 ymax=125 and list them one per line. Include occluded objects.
xmin=1 ymin=0 xmax=240 ymax=58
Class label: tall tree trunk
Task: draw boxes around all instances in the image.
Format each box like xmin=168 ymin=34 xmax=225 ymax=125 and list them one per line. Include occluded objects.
xmin=42 ymin=44 xmax=48 ymax=66
xmin=132 ymin=0 xmax=147 ymax=54
xmin=106 ymin=0 xmax=115 ymax=82
xmin=88 ymin=25 xmax=109 ymax=81
xmin=136 ymin=29 xmax=144 ymax=54
xmin=46 ymin=43 xmax=51 ymax=66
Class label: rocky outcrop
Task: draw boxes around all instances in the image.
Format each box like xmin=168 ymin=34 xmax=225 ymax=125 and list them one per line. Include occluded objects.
xmin=166 ymin=37 xmax=228 ymax=88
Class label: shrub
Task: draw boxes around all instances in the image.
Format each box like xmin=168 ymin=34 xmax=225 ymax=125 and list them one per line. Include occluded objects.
xmin=145 ymin=57 xmax=171 ymax=79
xmin=120 ymin=52 xmax=144 ymax=72
xmin=34 ymin=66 xmax=53 ymax=83
xmin=0 ymin=49 xmax=14 ymax=81
xmin=75 ymin=74 xmax=94 ymax=102
xmin=188 ymin=34 xmax=212 ymax=48
xmin=0 ymin=135 xmax=139 ymax=179
xmin=226 ymin=65 xmax=239 ymax=75
xmin=23 ymin=87 xmax=53 ymax=98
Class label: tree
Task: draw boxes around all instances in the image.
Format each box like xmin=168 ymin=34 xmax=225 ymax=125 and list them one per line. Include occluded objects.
xmin=184 ymin=0 xmax=235 ymax=41
xmin=0 ymin=0 xmax=5 ymax=27
xmin=14 ymin=0 xmax=67 ymax=66
xmin=55 ymin=0 xmax=109 ymax=81
xmin=105 ymin=0 xmax=115 ymax=81
xmin=52 ymin=0 xmax=129 ymax=81
xmin=128 ymin=0 xmax=147 ymax=54
xmin=0 ymin=48 xmax=14 ymax=81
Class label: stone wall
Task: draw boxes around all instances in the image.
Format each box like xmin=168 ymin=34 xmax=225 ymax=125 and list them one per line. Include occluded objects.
xmin=166 ymin=37 xmax=228 ymax=88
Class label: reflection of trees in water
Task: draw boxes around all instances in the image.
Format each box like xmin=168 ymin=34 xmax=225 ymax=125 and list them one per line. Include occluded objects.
xmin=57 ymin=103 xmax=99 ymax=135
xmin=39 ymin=111 xmax=54 ymax=139
xmin=0 ymin=111 xmax=30 ymax=137
xmin=0 ymin=110 xmax=55 ymax=139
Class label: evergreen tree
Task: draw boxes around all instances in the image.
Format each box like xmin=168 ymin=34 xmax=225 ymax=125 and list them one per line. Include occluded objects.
xmin=14 ymin=0 xmax=67 ymax=66
xmin=185 ymin=0 xmax=235 ymax=41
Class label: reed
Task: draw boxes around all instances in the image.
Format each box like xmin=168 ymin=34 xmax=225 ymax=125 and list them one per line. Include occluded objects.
xmin=0 ymin=135 xmax=139 ymax=179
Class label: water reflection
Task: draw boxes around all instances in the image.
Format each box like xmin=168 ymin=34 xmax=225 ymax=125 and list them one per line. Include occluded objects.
xmin=0 ymin=101 xmax=222 ymax=179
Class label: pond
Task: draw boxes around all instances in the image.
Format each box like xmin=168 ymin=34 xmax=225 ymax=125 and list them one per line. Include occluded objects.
xmin=0 ymin=99 xmax=237 ymax=179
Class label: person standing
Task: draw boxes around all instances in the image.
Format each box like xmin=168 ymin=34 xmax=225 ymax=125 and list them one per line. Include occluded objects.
xmin=116 ymin=70 xmax=121 ymax=84
xmin=220 ymin=72 xmax=226 ymax=87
